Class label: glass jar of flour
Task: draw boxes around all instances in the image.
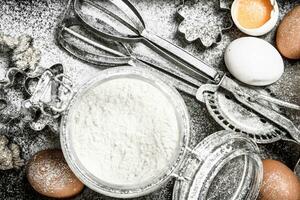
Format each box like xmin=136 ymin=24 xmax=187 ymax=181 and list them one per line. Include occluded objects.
xmin=60 ymin=66 xmax=263 ymax=199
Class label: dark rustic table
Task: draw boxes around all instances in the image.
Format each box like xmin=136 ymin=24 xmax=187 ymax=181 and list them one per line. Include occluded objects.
xmin=0 ymin=0 xmax=299 ymax=199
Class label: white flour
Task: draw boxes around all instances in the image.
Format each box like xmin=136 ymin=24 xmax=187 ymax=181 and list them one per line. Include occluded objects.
xmin=70 ymin=78 xmax=180 ymax=187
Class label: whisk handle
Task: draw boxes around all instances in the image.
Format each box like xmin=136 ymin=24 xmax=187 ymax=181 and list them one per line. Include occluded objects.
xmin=141 ymin=30 xmax=220 ymax=82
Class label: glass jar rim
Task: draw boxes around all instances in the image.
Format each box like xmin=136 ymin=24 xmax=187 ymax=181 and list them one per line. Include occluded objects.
xmin=60 ymin=66 xmax=191 ymax=198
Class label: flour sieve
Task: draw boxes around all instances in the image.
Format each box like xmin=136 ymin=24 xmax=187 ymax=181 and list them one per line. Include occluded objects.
xmin=60 ymin=66 xmax=263 ymax=199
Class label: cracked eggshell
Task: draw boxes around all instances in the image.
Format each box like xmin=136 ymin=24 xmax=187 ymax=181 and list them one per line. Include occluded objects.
xmin=224 ymin=37 xmax=284 ymax=86
xmin=231 ymin=0 xmax=279 ymax=36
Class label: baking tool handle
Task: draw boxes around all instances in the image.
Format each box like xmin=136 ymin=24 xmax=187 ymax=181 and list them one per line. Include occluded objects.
xmin=140 ymin=30 xmax=220 ymax=82
xmin=239 ymin=96 xmax=300 ymax=143
xmin=250 ymin=94 xmax=300 ymax=110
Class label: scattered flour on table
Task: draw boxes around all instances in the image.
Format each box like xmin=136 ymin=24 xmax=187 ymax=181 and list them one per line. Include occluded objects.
xmin=70 ymin=78 xmax=181 ymax=186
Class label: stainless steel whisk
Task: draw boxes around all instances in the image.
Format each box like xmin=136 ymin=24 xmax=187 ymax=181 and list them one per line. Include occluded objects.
xmin=58 ymin=18 xmax=201 ymax=95
xmin=73 ymin=0 xmax=218 ymax=82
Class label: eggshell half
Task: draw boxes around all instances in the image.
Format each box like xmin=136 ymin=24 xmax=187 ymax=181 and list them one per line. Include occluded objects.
xmin=224 ymin=37 xmax=284 ymax=86
xmin=231 ymin=0 xmax=279 ymax=36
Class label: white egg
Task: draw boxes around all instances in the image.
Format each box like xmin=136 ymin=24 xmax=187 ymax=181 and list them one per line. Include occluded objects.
xmin=231 ymin=0 xmax=279 ymax=36
xmin=224 ymin=37 xmax=284 ymax=86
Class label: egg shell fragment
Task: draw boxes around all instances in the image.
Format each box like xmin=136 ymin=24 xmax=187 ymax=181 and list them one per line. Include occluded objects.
xmin=225 ymin=37 xmax=284 ymax=86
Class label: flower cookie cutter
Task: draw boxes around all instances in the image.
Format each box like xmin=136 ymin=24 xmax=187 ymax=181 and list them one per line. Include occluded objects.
xmin=176 ymin=0 xmax=233 ymax=47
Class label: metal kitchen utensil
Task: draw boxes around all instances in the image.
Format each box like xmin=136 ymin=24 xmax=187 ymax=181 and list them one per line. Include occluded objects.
xmin=57 ymin=18 xmax=200 ymax=96
xmin=57 ymin=0 xmax=300 ymax=144
xmin=23 ymin=64 xmax=74 ymax=118
xmin=0 ymin=64 xmax=69 ymax=133
xmin=0 ymin=68 xmax=25 ymax=88
xmin=177 ymin=0 xmax=232 ymax=47
xmin=57 ymin=19 xmax=293 ymax=144
xmin=23 ymin=64 xmax=73 ymax=132
xmin=73 ymin=0 xmax=218 ymax=82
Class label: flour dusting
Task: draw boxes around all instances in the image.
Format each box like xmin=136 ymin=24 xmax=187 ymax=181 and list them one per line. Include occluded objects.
xmin=70 ymin=78 xmax=180 ymax=187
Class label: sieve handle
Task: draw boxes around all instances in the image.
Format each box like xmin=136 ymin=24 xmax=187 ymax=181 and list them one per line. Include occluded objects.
xmin=141 ymin=30 xmax=220 ymax=82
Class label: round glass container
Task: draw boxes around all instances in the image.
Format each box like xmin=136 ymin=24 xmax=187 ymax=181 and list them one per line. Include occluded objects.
xmin=173 ymin=130 xmax=263 ymax=200
xmin=60 ymin=66 xmax=190 ymax=198
xmin=61 ymin=66 xmax=262 ymax=199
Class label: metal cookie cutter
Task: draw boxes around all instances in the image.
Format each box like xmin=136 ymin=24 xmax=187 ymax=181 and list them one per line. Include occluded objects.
xmin=57 ymin=0 xmax=300 ymax=144
xmin=0 ymin=33 xmax=72 ymax=133
xmin=23 ymin=64 xmax=73 ymax=118
xmin=0 ymin=65 xmax=72 ymax=132
xmin=176 ymin=0 xmax=233 ymax=47
xmin=0 ymin=63 xmax=35 ymax=133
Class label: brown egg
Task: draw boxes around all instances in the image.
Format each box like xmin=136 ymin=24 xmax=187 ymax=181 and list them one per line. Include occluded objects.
xmin=26 ymin=149 xmax=84 ymax=198
xmin=276 ymin=6 xmax=300 ymax=59
xmin=258 ymin=159 xmax=300 ymax=200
